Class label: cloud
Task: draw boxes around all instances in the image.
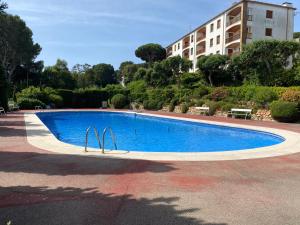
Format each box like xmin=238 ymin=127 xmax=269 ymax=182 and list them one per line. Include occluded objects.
xmin=8 ymin=1 xmax=185 ymax=28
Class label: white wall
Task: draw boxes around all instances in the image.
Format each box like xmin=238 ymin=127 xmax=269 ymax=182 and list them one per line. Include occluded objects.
xmin=247 ymin=2 xmax=294 ymax=42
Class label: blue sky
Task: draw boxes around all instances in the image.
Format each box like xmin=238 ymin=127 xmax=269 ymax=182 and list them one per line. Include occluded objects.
xmin=8 ymin=0 xmax=300 ymax=70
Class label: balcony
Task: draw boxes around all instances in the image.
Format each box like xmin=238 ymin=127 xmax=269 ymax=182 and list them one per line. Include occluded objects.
xmin=196 ymin=27 xmax=206 ymax=42
xmin=226 ymin=33 xmax=240 ymax=44
xmin=183 ymin=48 xmax=190 ymax=59
xmin=196 ymin=42 xmax=206 ymax=56
xmin=183 ymin=36 xmax=190 ymax=49
xmin=227 ymin=14 xmax=241 ymax=27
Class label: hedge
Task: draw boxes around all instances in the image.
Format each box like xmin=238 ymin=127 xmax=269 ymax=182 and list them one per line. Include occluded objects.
xmin=270 ymin=101 xmax=299 ymax=122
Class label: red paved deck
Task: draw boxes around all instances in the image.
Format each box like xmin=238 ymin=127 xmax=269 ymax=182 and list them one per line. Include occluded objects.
xmin=1 ymin=111 xmax=300 ymax=225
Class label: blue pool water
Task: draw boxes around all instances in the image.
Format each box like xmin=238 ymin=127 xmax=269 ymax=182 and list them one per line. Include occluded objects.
xmin=37 ymin=111 xmax=284 ymax=152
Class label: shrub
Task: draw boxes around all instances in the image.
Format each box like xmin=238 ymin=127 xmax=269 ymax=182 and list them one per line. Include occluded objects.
xmin=72 ymin=88 xmax=108 ymax=108
xmin=195 ymin=99 xmax=205 ymax=107
xmin=254 ymin=88 xmax=278 ymax=105
xmin=168 ymin=101 xmax=175 ymax=112
xmin=57 ymin=89 xmax=73 ymax=108
xmin=0 ymin=66 xmax=8 ymax=111
xmin=181 ymin=102 xmax=189 ymax=113
xmin=111 ymin=94 xmax=128 ymax=109
xmin=127 ymin=80 xmax=147 ymax=103
xmin=270 ymin=101 xmax=299 ymax=122
xmin=281 ymin=90 xmax=300 ymax=103
xmin=17 ymin=98 xmax=45 ymax=109
xmin=205 ymin=101 xmax=219 ymax=115
xmin=143 ymin=100 xmax=163 ymax=110
xmin=192 ymin=86 xmax=209 ymax=98
xmin=220 ymin=102 xmax=235 ymax=112
xmin=209 ymin=87 xmax=229 ymax=101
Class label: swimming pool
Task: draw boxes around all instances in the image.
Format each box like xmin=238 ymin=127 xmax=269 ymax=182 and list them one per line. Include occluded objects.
xmin=36 ymin=111 xmax=284 ymax=153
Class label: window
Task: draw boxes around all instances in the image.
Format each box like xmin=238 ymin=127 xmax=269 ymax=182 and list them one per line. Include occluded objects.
xmin=217 ymin=35 xmax=220 ymax=44
xmin=178 ymin=43 xmax=180 ymax=49
xmin=191 ymin=35 xmax=194 ymax=43
xmin=191 ymin=47 xmax=194 ymax=55
xmin=216 ymin=50 xmax=220 ymax=54
xmin=217 ymin=19 xmax=221 ymax=29
xmin=266 ymin=10 xmax=273 ymax=19
xmin=248 ymin=7 xmax=253 ymax=21
xmin=210 ymin=38 xmax=213 ymax=47
xmin=210 ymin=23 xmax=214 ymax=32
xmin=265 ymin=28 xmax=272 ymax=36
xmin=247 ymin=26 xmax=252 ymax=39
xmin=174 ymin=45 xmax=176 ymax=51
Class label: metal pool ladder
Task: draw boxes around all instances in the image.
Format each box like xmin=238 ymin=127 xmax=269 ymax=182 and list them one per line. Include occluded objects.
xmin=85 ymin=126 xmax=118 ymax=154
xmin=85 ymin=126 xmax=102 ymax=152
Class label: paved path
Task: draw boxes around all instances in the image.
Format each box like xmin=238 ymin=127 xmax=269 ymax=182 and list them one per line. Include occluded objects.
xmin=0 ymin=111 xmax=300 ymax=225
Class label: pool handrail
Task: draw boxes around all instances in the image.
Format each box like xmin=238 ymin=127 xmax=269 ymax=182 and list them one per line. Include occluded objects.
xmin=102 ymin=127 xmax=118 ymax=154
xmin=85 ymin=126 xmax=102 ymax=152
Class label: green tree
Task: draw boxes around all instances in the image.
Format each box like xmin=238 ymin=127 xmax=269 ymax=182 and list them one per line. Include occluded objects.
xmin=294 ymin=32 xmax=300 ymax=39
xmin=135 ymin=43 xmax=166 ymax=63
xmin=42 ymin=59 xmax=75 ymax=89
xmin=0 ymin=65 xmax=8 ymax=110
xmin=238 ymin=40 xmax=300 ymax=85
xmin=0 ymin=14 xmax=41 ymax=83
xmin=91 ymin=63 xmax=116 ymax=87
xmin=197 ymin=54 xmax=229 ymax=86
xmin=0 ymin=0 xmax=7 ymax=14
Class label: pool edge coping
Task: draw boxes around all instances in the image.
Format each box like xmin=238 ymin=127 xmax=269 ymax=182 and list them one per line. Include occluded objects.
xmin=24 ymin=110 xmax=300 ymax=161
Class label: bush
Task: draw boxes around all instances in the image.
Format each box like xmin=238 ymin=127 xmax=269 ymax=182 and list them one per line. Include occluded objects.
xmin=195 ymin=99 xmax=205 ymax=107
xmin=205 ymin=101 xmax=219 ymax=115
xmin=252 ymin=88 xmax=278 ymax=107
xmin=17 ymin=98 xmax=45 ymax=109
xmin=209 ymin=87 xmax=229 ymax=101
xmin=281 ymin=90 xmax=300 ymax=103
xmin=72 ymin=88 xmax=108 ymax=108
xmin=270 ymin=101 xmax=299 ymax=122
xmin=0 ymin=66 xmax=8 ymax=111
xmin=111 ymin=94 xmax=128 ymax=109
xmin=168 ymin=101 xmax=175 ymax=112
xmin=127 ymin=80 xmax=147 ymax=103
xmin=143 ymin=100 xmax=163 ymax=110
xmin=220 ymin=102 xmax=235 ymax=112
xmin=181 ymin=102 xmax=189 ymax=113
xmin=57 ymin=89 xmax=73 ymax=108
xmin=192 ymin=86 xmax=209 ymax=98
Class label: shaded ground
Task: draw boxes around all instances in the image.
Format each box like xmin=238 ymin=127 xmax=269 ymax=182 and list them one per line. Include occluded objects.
xmin=0 ymin=111 xmax=300 ymax=225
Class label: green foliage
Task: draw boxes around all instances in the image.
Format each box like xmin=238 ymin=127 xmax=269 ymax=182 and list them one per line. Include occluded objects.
xmin=220 ymin=102 xmax=235 ymax=112
xmin=0 ymin=66 xmax=8 ymax=110
xmin=16 ymin=86 xmax=63 ymax=107
xmin=135 ymin=43 xmax=166 ymax=63
xmin=294 ymin=32 xmax=300 ymax=39
xmin=57 ymin=89 xmax=73 ymax=108
xmin=72 ymin=88 xmax=108 ymax=108
xmin=127 ymin=80 xmax=147 ymax=103
xmin=192 ymin=86 xmax=209 ymax=99
xmin=143 ymin=100 xmax=163 ymax=110
xmin=205 ymin=101 xmax=219 ymax=116
xmin=197 ymin=54 xmax=229 ymax=86
xmin=17 ymin=98 xmax=45 ymax=109
xmin=88 ymin=63 xmax=116 ymax=87
xmin=252 ymin=88 xmax=278 ymax=107
xmin=237 ymin=40 xmax=300 ymax=86
xmin=103 ymin=84 xmax=129 ymax=98
xmin=168 ymin=101 xmax=175 ymax=112
xmin=111 ymin=94 xmax=128 ymax=109
xmin=42 ymin=59 xmax=76 ymax=89
xmin=209 ymin=87 xmax=229 ymax=101
xmin=180 ymin=72 xmax=204 ymax=88
xmin=270 ymin=101 xmax=299 ymax=122
xmin=180 ymin=102 xmax=189 ymax=113
xmin=0 ymin=14 xmax=41 ymax=83
xmin=0 ymin=1 xmax=7 ymax=13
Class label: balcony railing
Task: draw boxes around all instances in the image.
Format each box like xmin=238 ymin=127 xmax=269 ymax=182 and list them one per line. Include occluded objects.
xmin=227 ymin=14 xmax=241 ymax=27
xmin=183 ymin=42 xmax=190 ymax=49
xmin=167 ymin=51 xmax=172 ymax=57
xmin=196 ymin=48 xmax=205 ymax=55
xmin=225 ymin=33 xmax=240 ymax=44
xmin=247 ymin=32 xmax=253 ymax=39
xmin=197 ymin=34 xmax=206 ymax=42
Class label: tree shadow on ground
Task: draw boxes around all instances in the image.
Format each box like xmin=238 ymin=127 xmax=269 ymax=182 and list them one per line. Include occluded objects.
xmin=0 ymin=151 xmax=176 ymax=175
xmin=0 ymin=186 xmax=228 ymax=225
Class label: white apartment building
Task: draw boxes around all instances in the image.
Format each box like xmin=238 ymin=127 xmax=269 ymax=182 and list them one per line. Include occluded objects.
xmin=166 ymin=0 xmax=296 ymax=71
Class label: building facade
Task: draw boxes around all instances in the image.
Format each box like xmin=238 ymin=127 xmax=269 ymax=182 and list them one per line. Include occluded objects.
xmin=166 ymin=0 xmax=296 ymax=71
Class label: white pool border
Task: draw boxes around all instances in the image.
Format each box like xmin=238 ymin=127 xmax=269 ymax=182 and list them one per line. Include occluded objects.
xmin=24 ymin=110 xmax=300 ymax=161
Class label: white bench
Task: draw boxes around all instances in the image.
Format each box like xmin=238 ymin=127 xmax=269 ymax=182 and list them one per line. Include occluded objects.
xmin=8 ymin=102 xmax=20 ymax=111
xmin=228 ymin=108 xmax=252 ymax=120
xmin=0 ymin=107 xmax=6 ymax=115
xmin=195 ymin=107 xmax=210 ymax=115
